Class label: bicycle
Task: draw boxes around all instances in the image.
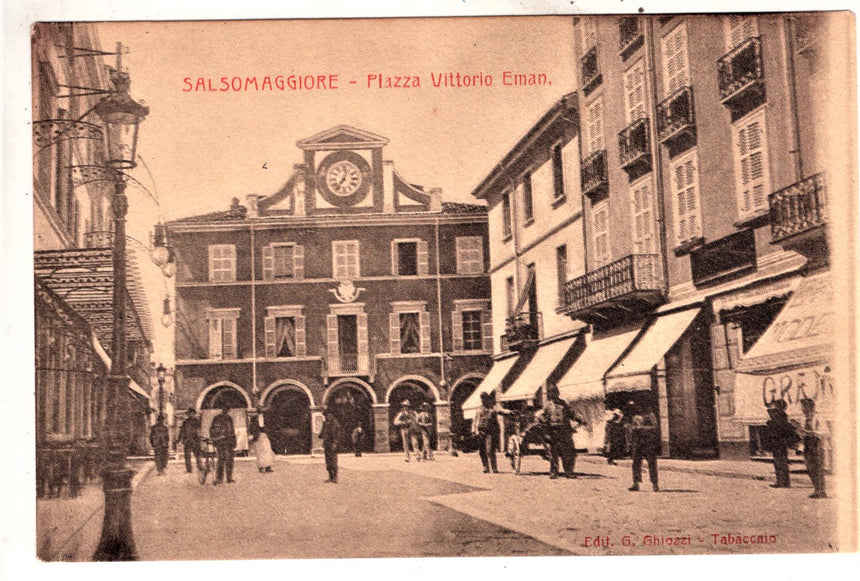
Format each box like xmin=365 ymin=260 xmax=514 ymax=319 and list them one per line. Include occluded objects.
xmin=198 ymin=437 xmax=215 ymax=485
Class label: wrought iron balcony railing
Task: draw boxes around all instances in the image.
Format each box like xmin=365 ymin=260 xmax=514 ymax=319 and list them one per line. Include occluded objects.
xmin=618 ymin=17 xmax=643 ymax=56
xmin=580 ymin=46 xmax=601 ymax=92
xmin=717 ymin=37 xmax=765 ymax=107
xmin=324 ymin=352 xmax=373 ymax=377
xmin=501 ymin=311 xmax=542 ymax=352
xmin=562 ymin=254 xmax=665 ymax=316
xmin=84 ymin=230 xmax=114 ymax=248
xmin=657 ymin=86 xmax=696 ymax=145
xmin=618 ymin=117 xmax=652 ymax=172
xmin=769 ymin=173 xmax=827 ymax=244
xmin=581 ymin=149 xmax=608 ymax=197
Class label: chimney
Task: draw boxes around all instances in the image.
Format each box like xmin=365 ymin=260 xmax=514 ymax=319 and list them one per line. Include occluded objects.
xmin=428 ymin=188 xmax=443 ymax=212
xmin=245 ymin=194 xmax=261 ymax=218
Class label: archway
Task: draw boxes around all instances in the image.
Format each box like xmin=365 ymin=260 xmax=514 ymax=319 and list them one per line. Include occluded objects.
xmin=450 ymin=374 xmax=483 ymax=438
xmin=198 ymin=382 xmax=251 ymax=454
xmin=324 ymin=381 xmax=375 ymax=453
xmin=387 ymin=378 xmax=436 ymax=452
xmin=261 ymin=384 xmax=312 ymax=455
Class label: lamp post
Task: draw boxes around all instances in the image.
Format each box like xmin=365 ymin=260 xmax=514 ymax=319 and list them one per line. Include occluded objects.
xmin=156 ymin=363 xmax=166 ymax=417
xmin=92 ymin=43 xmax=149 ymax=562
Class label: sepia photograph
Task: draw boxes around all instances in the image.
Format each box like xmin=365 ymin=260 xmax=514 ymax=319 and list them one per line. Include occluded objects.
xmin=5 ymin=0 xmax=859 ymax=574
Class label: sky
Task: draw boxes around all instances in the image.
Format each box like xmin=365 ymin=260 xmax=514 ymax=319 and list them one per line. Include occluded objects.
xmin=95 ymin=17 xmax=579 ymax=364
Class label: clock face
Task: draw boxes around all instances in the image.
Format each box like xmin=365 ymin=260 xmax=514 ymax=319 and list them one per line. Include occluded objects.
xmin=325 ymin=160 xmax=363 ymax=197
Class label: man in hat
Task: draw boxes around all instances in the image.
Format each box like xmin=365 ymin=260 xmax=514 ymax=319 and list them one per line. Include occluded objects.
xmin=541 ymin=384 xmax=584 ymax=479
xmin=800 ymin=398 xmax=828 ymax=498
xmin=472 ymin=392 xmax=500 ymax=473
xmin=319 ymin=406 xmax=341 ymax=483
xmin=627 ymin=402 xmax=661 ymax=492
xmin=174 ymin=407 xmax=203 ymax=473
xmin=762 ymin=399 xmax=800 ymax=489
xmin=393 ymin=400 xmax=421 ymax=462
xmin=417 ymin=402 xmax=435 ymax=461
xmin=149 ymin=414 xmax=170 ymax=476
xmin=209 ymin=404 xmax=237 ymax=485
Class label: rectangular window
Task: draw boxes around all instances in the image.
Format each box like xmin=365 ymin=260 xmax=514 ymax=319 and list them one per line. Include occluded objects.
xmin=592 ymin=201 xmax=610 ymax=266
xmin=461 ymin=310 xmax=483 ymax=351
xmin=552 ymin=143 xmax=565 ymax=201
xmin=631 ymin=177 xmax=655 ymax=253
xmin=506 ymin=276 xmax=516 ymax=317
xmin=263 ymin=243 xmax=304 ymax=280
xmin=452 ymin=300 xmax=492 ymax=353
xmin=265 ymin=308 xmax=307 ymax=358
xmin=391 ymin=239 xmax=428 ymax=276
xmin=670 ymin=150 xmax=703 ymax=246
xmin=389 ymin=302 xmax=431 ymax=355
xmin=733 ymin=109 xmax=771 ymax=218
xmin=662 ymin=23 xmax=690 ymax=95
xmin=333 ymin=240 xmax=360 ymax=280
xmin=724 ymin=15 xmax=758 ymax=49
xmin=208 ymin=245 xmax=236 ymax=282
xmin=502 ymin=191 xmax=512 ymax=239
xmin=585 ymin=97 xmax=605 ymax=154
xmin=556 ymin=245 xmax=568 ymax=303
xmin=399 ymin=312 xmax=421 ymax=354
xmin=273 ymin=244 xmax=294 ymax=278
xmin=580 ymin=17 xmax=598 ymax=55
xmin=456 ymin=236 xmax=483 ymax=274
xmin=624 ymin=60 xmax=647 ymax=123
xmin=208 ymin=309 xmax=239 ymax=359
xmin=522 ymin=172 xmax=534 ymax=223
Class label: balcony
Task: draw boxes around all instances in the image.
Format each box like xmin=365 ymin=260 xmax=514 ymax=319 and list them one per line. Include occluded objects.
xmin=618 ymin=17 xmax=644 ymax=58
xmin=580 ymin=46 xmax=602 ymax=94
xmin=581 ymin=149 xmax=608 ymax=198
xmin=618 ymin=118 xmax=652 ymax=176
xmin=769 ymin=173 xmax=828 ymax=263
xmin=501 ymin=311 xmax=542 ymax=353
xmin=657 ymin=86 xmax=696 ymax=148
xmin=323 ymin=351 xmax=375 ymax=381
xmin=561 ymin=254 xmax=666 ymax=323
xmin=718 ymin=37 xmax=766 ymax=111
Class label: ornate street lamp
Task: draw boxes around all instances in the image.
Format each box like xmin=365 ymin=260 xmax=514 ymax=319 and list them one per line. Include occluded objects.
xmin=92 ymin=44 xmax=149 ymax=562
xmin=156 ymin=363 xmax=166 ymax=417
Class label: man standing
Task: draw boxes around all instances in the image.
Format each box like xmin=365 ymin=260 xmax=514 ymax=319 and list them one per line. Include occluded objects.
xmin=541 ymin=385 xmax=581 ymax=479
xmin=801 ymin=398 xmax=828 ymax=498
xmin=149 ymin=414 xmax=170 ymax=476
xmin=209 ymin=404 xmax=237 ymax=485
xmin=351 ymin=424 xmax=364 ymax=457
xmin=174 ymin=407 xmax=203 ymax=473
xmin=393 ymin=400 xmax=420 ymax=462
xmin=417 ymin=402 xmax=435 ymax=461
xmin=762 ymin=400 xmax=799 ymax=489
xmin=319 ymin=407 xmax=341 ymax=483
xmin=628 ymin=403 xmax=660 ymax=492
xmin=472 ymin=392 xmax=500 ymax=473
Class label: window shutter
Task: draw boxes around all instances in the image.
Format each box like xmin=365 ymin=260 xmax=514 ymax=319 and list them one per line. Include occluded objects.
xmin=418 ymin=311 xmax=431 ymax=354
xmin=663 ymin=24 xmax=689 ymax=94
xmin=209 ymin=318 xmax=222 ymax=359
xmin=481 ymin=310 xmax=493 ymax=352
xmin=264 ymin=316 xmax=275 ymax=358
xmin=357 ymin=314 xmax=369 ymax=371
xmin=735 ymin=115 xmax=769 ymax=217
xmin=227 ymin=246 xmax=236 ymax=281
xmin=581 ymin=17 xmax=598 ymax=54
xmin=208 ymin=247 xmax=216 ymax=282
xmin=391 ymin=241 xmax=399 ymax=275
xmin=586 ymin=99 xmax=605 ymax=153
xmin=593 ymin=203 xmax=610 ymax=265
xmin=390 ymin=312 xmax=401 ymax=354
xmin=262 ymin=246 xmax=274 ymax=280
xmin=293 ymin=245 xmax=305 ymax=280
xmin=417 ymin=240 xmax=429 ymax=276
xmin=726 ymin=15 xmax=757 ymax=48
xmin=222 ymin=318 xmax=237 ymax=359
xmin=632 ymin=180 xmax=654 ymax=253
xmin=452 ymin=311 xmax=464 ymax=352
xmin=673 ymin=154 xmax=701 ymax=244
xmin=624 ymin=62 xmax=646 ymax=123
xmin=295 ymin=315 xmax=307 ymax=357
xmin=326 ymin=315 xmax=339 ymax=372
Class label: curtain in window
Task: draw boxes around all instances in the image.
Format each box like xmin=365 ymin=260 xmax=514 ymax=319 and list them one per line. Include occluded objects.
xmin=276 ymin=317 xmax=296 ymax=358
xmin=400 ymin=313 xmax=420 ymax=354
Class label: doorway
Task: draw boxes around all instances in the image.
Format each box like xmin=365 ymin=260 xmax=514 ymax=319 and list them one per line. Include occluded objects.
xmin=264 ymin=387 xmax=311 ymax=455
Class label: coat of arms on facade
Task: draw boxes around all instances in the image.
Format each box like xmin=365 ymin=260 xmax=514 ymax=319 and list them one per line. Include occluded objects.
xmin=330 ymin=281 xmax=365 ymax=303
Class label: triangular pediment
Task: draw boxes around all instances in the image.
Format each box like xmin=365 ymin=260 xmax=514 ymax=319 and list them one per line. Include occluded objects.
xmin=296 ymin=125 xmax=389 ymax=151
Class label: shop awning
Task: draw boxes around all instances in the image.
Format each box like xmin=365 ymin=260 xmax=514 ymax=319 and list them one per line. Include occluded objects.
xmin=499 ymin=336 xmax=579 ymax=403
xmin=462 ymin=354 xmax=520 ymax=419
xmin=556 ymin=328 xmax=641 ymax=401
xmin=605 ymin=308 xmax=701 ymax=393
xmin=736 ymin=272 xmax=833 ymax=374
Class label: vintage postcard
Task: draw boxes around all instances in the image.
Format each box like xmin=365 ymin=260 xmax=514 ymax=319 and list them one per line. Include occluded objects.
xmin=14 ymin=4 xmax=859 ymax=574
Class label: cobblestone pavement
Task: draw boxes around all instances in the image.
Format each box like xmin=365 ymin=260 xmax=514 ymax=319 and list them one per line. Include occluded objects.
xmin=130 ymin=452 xmax=840 ymax=560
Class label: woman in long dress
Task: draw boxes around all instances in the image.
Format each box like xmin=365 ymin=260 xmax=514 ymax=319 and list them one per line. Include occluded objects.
xmin=252 ymin=423 xmax=275 ymax=473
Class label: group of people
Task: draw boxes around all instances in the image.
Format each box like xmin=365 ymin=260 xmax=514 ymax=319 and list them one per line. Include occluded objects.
xmin=393 ymin=400 xmax=436 ymax=462
xmin=762 ymin=397 xmax=828 ymax=498
xmin=471 ymin=385 xmax=661 ymax=492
